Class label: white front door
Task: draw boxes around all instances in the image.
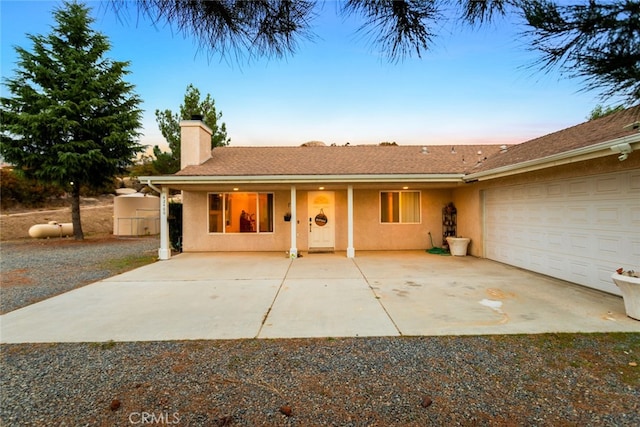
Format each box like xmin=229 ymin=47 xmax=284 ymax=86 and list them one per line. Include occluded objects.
xmin=308 ymin=191 xmax=335 ymax=251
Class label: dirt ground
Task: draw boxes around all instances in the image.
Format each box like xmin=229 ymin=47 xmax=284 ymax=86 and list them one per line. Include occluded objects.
xmin=0 ymin=196 xmax=115 ymax=242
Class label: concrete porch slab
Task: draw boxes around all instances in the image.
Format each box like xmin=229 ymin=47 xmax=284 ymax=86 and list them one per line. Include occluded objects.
xmin=0 ymin=278 xmax=281 ymax=342
xmin=259 ymin=278 xmax=399 ymax=338
xmin=1 ymin=251 xmax=638 ymax=344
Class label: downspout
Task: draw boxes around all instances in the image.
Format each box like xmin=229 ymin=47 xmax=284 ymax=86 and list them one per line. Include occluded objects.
xmin=147 ymin=179 xmax=171 ymax=260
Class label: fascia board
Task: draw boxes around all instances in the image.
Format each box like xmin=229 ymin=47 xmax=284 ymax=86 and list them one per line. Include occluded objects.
xmin=464 ymin=133 xmax=640 ymax=182
xmin=140 ymin=173 xmax=466 ymax=186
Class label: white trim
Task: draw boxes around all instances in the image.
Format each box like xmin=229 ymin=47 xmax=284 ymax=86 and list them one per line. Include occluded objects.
xmin=289 ymin=185 xmax=297 ymax=258
xmin=465 ymin=134 xmax=640 ymax=182
xmin=347 ymin=185 xmax=355 ymax=258
xmin=140 ymin=173 xmax=465 ymax=186
xmin=158 ymin=187 xmax=171 ymax=260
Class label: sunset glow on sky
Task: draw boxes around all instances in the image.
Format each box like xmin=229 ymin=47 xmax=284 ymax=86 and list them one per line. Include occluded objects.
xmin=1 ymin=1 xmax=618 ymax=151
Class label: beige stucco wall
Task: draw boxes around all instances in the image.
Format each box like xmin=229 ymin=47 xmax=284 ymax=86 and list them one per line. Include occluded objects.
xmin=352 ymin=189 xmax=453 ymax=250
xmin=449 ymin=185 xmax=481 ymax=256
xmin=452 ymin=153 xmax=640 ymax=258
xmin=182 ymin=190 xmax=291 ymax=252
xmin=180 ymin=151 xmax=639 ymax=255
xmin=180 ymin=120 xmax=212 ymax=169
xmin=182 ymin=187 xmax=456 ymax=252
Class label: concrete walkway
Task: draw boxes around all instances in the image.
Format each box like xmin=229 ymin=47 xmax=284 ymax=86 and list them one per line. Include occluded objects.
xmin=1 ymin=251 xmax=638 ymax=343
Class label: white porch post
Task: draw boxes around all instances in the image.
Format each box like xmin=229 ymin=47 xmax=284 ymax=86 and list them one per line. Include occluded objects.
xmin=158 ymin=186 xmax=171 ymax=260
xmin=289 ymin=185 xmax=298 ymax=258
xmin=347 ymin=184 xmax=355 ymax=258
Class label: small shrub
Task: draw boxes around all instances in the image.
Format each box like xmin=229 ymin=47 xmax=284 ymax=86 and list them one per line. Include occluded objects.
xmin=0 ymin=168 xmax=65 ymax=209
xmin=169 ymin=202 xmax=183 ymax=252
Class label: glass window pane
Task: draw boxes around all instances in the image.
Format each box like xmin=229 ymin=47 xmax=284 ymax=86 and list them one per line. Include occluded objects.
xmin=259 ymin=193 xmax=274 ymax=232
xmin=209 ymin=194 xmax=223 ymax=233
xmin=209 ymin=192 xmax=274 ymax=233
xmin=232 ymin=193 xmax=256 ymax=233
xmin=400 ymin=192 xmax=420 ymax=223
xmin=381 ymin=192 xmax=399 ymax=223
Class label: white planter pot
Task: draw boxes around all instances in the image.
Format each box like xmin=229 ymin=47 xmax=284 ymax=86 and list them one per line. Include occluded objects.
xmin=446 ymin=237 xmax=471 ymax=256
xmin=611 ymin=273 xmax=640 ymax=320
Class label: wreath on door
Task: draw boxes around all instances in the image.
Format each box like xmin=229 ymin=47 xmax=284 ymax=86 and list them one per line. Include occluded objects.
xmin=314 ymin=209 xmax=328 ymax=226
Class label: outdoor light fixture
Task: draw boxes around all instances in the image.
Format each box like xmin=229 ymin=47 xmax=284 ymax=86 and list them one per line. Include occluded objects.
xmin=610 ymin=142 xmax=633 ymax=161
xmin=319 ymin=186 xmax=325 ymax=190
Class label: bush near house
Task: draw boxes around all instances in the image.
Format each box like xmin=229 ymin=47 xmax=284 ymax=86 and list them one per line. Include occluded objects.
xmin=169 ymin=202 xmax=183 ymax=252
xmin=0 ymin=169 xmax=65 ymax=210
xmin=1 ymin=169 xmax=120 ymax=211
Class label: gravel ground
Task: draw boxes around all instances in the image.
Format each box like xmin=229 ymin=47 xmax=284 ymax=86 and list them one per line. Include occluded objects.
xmin=1 ymin=237 xmax=639 ymax=426
xmin=1 ymin=336 xmax=639 ymax=426
xmin=0 ymin=236 xmax=159 ymax=314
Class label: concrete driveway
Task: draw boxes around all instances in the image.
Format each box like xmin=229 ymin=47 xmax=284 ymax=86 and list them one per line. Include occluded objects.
xmin=1 ymin=251 xmax=638 ymax=343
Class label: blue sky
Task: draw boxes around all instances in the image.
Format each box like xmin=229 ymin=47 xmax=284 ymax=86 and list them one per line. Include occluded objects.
xmin=1 ymin=1 xmax=617 ymax=150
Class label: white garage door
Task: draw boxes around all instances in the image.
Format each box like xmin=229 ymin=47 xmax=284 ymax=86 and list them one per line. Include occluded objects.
xmin=483 ymin=169 xmax=640 ymax=295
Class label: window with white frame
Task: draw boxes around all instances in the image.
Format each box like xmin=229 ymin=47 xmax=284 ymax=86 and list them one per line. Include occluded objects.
xmin=208 ymin=192 xmax=274 ymax=233
xmin=380 ymin=191 xmax=421 ymax=223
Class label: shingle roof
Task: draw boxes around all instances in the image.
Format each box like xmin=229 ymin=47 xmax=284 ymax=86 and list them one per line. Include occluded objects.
xmin=471 ymin=105 xmax=640 ymax=173
xmin=175 ymin=144 xmax=506 ymax=176
xmin=174 ymin=105 xmax=640 ymax=179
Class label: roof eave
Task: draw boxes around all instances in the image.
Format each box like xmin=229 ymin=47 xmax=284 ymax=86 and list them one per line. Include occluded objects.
xmin=140 ymin=173 xmax=466 ymax=186
xmin=464 ymin=133 xmax=640 ymax=182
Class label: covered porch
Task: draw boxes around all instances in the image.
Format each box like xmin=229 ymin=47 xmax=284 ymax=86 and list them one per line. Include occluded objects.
xmin=144 ymin=177 xmax=470 ymax=260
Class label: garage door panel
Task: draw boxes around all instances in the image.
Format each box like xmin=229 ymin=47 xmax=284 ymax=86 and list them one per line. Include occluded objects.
xmin=631 ymin=206 xmax=640 ymax=225
xmin=595 ymin=175 xmax=623 ymax=193
xmin=630 ymin=171 xmax=640 ymax=191
xmin=597 ymin=236 xmax=620 ymax=256
xmin=545 ymin=205 xmax=565 ymax=223
xmin=568 ymin=180 xmax=589 ymax=196
xmin=597 ymin=266 xmax=623 ymax=293
xmin=546 ymin=182 xmax=564 ymax=198
xmin=569 ymin=260 xmax=590 ymax=281
xmin=548 ymin=256 xmax=567 ymax=275
xmin=484 ymin=170 xmax=638 ymax=296
xmin=527 ymin=185 xmax=544 ymax=198
xmin=485 ymin=245 xmax=500 ymax=260
xmin=530 ymin=252 xmax=545 ymax=270
xmin=568 ymin=206 xmax=589 ymax=223
xmin=595 ymin=206 xmax=621 ymax=225
xmin=632 ymin=238 xmax=640 ymax=259
xmin=527 ymin=228 xmax=545 ymax=247
xmin=547 ymin=231 xmax=564 ymax=250
xmin=512 ymin=206 xmax=527 ymax=222
xmin=568 ymin=233 xmax=591 ymax=256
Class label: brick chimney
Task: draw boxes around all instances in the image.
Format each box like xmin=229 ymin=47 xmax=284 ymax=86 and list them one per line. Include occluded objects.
xmin=180 ymin=116 xmax=213 ymax=169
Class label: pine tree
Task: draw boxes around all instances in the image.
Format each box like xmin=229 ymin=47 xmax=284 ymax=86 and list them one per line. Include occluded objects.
xmin=1 ymin=1 xmax=143 ymax=240
xmin=152 ymin=84 xmax=230 ymax=174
